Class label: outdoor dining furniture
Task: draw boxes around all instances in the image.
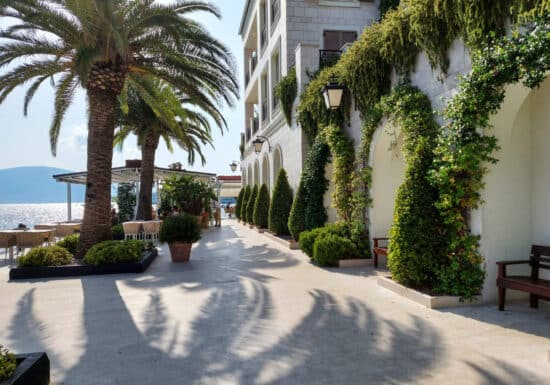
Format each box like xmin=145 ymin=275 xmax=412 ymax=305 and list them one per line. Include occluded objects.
xmin=0 ymin=232 xmax=16 ymax=261
xmin=123 ymin=221 xmax=143 ymax=240
xmin=142 ymin=221 xmax=162 ymax=243
xmin=0 ymin=229 xmax=53 ymax=260
xmin=56 ymin=223 xmax=80 ymax=238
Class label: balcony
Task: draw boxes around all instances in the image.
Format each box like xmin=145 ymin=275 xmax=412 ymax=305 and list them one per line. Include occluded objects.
xmin=245 ymin=52 xmax=258 ymax=87
xmin=319 ymin=49 xmax=342 ymax=69
xmin=252 ymin=115 xmax=259 ymax=134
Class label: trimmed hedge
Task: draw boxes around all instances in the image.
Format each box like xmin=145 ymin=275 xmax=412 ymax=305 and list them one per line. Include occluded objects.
xmin=247 ymin=185 xmax=258 ymax=225
xmin=313 ymin=234 xmax=356 ymax=267
xmin=268 ymin=169 xmax=293 ymax=235
xmin=112 ymin=224 xmax=125 ymax=240
xmin=0 ymin=344 xmax=16 ymax=382
xmin=253 ymin=184 xmax=270 ymax=229
xmin=288 ymin=180 xmax=306 ymax=240
xmin=298 ymin=227 xmax=325 ymax=259
xmin=83 ymin=240 xmax=145 ymax=266
xmin=235 ymin=188 xmax=244 ymax=220
xmin=18 ymin=245 xmax=73 ymax=267
xmin=57 ymin=234 xmax=79 ymax=255
xmin=241 ymin=185 xmax=251 ymax=222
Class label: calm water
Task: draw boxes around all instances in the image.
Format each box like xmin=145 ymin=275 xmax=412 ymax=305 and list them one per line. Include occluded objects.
xmin=0 ymin=203 xmax=85 ymax=230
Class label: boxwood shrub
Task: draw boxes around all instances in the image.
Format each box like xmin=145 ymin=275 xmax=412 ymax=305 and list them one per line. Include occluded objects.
xmin=246 ymin=184 xmax=258 ymax=225
xmin=57 ymin=234 xmax=79 ymax=255
xmin=18 ymin=245 xmax=73 ymax=267
xmin=83 ymin=240 xmax=144 ymax=266
xmin=0 ymin=344 xmax=16 ymax=382
xmin=241 ymin=185 xmax=251 ymax=222
xmin=299 ymin=222 xmax=351 ymax=257
xmin=313 ymin=234 xmax=356 ymax=267
xmin=112 ymin=224 xmax=125 ymax=240
xmin=159 ymin=214 xmax=201 ymax=244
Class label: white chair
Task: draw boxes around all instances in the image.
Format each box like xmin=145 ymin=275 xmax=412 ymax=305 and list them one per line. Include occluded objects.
xmin=142 ymin=221 xmax=162 ymax=244
xmin=0 ymin=233 xmax=16 ymax=262
xmin=123 ymin=222 xmax=142 ymax=240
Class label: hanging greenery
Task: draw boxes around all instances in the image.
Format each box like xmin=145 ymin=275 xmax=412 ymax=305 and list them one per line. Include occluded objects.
xmin=429 ymin=12 xmax=550 ymax=297
xmin=380 ymin=0 xmax=401 ymax=21
xmin=275 ymin=67 xmax=298 ymax=126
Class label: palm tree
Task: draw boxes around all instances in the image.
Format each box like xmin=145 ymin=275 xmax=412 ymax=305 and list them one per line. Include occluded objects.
xmin=0 ymin=0 xmax=238 ymax=255
xmin=115 ymin=77 xmax=217 ymax=220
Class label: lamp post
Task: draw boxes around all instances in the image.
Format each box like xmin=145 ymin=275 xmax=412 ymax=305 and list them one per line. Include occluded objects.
xmin=321 ymin=76 xmax=345 ymax=110
xmin=229 ymin=161 xmax=241 ymax=172
xmin=252 ymin=135 xmax=272 ymax=154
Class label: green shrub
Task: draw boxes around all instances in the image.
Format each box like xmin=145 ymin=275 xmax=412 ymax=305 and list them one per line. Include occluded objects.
xmin=313 ymin=234 xmax=356 ymax=267
xmin=159 ymin=214 xmax=201 ymax=244
xmin=117 ymin=183 xmax=136 ymax=223
xmin=299 ymin=222 xmax=353 ymax=259
xmin=298 ymin=227 xmax=324 ymax=259
xmin=269 ymin=169 xmax=293 ymax=235
xmin=241 ymin=186 xmax=251 ymax=222
xmin=247 ymin=185 xmax=258 ymax=225
xmin=18 ymin=245 xmax=73 ymax=267
xmin=253 ymin=184 xmax=270 ymax=229
xmin=274 ymin=67 xmax=297 ymax=125
xmin=288 ymin=180 xmax=306 ymax=240
xmin=0 ymin=345 xmax=16 ymax=382
xmin=112 ymin=224 xmax=124 ymax=240
xmin=83 ymin=240 xmax=145 ymax=266
xmin=235 ymin=188 xmax=244 ymax=220
xmin=57 ymin=234 xmax=79 ymax=255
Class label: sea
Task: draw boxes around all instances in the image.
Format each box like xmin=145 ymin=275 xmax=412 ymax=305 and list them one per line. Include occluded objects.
xmin=0 ymin=203 xmax=85 ymax=230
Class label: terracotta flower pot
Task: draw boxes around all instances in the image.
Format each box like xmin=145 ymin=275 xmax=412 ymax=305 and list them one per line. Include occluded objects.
xmin=168 ymin=242 xmax=192 ymax=263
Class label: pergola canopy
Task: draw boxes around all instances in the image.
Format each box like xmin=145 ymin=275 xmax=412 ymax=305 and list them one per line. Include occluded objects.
xmin=53 ymin=166 xmax=216 ymax=185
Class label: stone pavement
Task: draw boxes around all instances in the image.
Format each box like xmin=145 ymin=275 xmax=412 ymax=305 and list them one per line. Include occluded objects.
xmin=0 ymin=220 xmax=549 ymax=385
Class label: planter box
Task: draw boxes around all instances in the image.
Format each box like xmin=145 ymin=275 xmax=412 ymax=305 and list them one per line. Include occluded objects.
xmin=377 ymin=276 xmax=482 ymax=309
xmin=9 ymin=249 xmax=158 ymax=281
xmin=338 ymin=259 xmax=373 ymax=268
xmin=1 ymin=353 xmax=50 ymax=385
xmin=255 ymin=227 xmax=266 ymax=234
xmin=262 ymin=232 xmax=300 ymax=250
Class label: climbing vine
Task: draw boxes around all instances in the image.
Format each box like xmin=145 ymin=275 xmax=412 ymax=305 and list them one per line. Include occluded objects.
xmin=429 ymin=12 xmax=550 ymax=296
xmin=275 ymin=67 xmax=297 ymax=126
xmin=320 ymin=124 xmax=355 ymax=223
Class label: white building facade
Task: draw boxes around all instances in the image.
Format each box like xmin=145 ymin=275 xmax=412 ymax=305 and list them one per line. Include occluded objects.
xmin=239 ymin=0 xmax=380 ymax=192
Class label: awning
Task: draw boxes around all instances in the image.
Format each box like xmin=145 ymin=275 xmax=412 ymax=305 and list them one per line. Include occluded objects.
xmin=53 ymin=166 xmax=216 ymax=185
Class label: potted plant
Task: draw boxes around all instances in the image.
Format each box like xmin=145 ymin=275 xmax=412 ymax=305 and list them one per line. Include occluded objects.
xmin=159 ymin=214 xmax=201 ymax=262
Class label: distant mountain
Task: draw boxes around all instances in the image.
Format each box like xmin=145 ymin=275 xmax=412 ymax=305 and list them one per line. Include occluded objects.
xmin=0 ymin=166 xmax=86 ymax=203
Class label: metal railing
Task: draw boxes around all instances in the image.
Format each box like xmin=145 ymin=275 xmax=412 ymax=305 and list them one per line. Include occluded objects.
xmin=319 ymin=49 xmax=342 ymax=69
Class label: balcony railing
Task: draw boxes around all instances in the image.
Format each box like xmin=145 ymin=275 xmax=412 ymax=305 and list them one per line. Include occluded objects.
xmin=245 ymin=53 xmax=258 ymax=87
xmin=245 ymin=126 xmax=251 ymax=142
xmin=319 ymin=49 xmax=342 ymax=69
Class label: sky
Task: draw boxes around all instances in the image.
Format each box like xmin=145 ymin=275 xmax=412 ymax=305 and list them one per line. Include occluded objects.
xmin=0 ymin=0 xmax=246 ymax=177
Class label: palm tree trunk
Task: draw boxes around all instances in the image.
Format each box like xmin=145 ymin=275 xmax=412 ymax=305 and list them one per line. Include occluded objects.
xmin=76 ymin=89 xmax=117 ymax=257
xmin=136 ymin=134 xmax=159 ymax=220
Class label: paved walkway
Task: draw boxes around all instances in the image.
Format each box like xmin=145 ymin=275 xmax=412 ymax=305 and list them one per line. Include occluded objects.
xmin=0 ymin=221 xmax=549 ymax=385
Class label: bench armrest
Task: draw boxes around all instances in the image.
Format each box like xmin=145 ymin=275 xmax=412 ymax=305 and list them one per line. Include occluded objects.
xmin=496 ymin=260 xmax=530 ymax=266
xmin=372 ymin=237 xmax=389 ymax=241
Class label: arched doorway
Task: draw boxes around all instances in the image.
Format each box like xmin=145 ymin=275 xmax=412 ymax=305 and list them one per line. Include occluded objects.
xmin=369 ymin=121 xmax=406 ymax=257
xmin=254 ymin=160 xmax=260 ymax=186
xmin=262 ymin=154 xmax=270 ymax=190
xmin=478 ymin=77 xmax=550 ymax=300
xmin=247 ymin=165 xmax=253 ymax=187
xmin=242 ymin=169 xmax=247 ymax=187
xmin=272 ymin=146 xmax=283 ymax=189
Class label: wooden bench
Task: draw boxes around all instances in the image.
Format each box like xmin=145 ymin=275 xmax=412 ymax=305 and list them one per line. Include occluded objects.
xmin=496 ymin=245 xmax=550 ymax=311
xmin=372 ymin=237 xmax=389 ymax=268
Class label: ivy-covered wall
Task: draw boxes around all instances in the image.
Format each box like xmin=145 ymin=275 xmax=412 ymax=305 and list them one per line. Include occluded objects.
xmin=291 ymin=1 xmax=550 ymax=297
